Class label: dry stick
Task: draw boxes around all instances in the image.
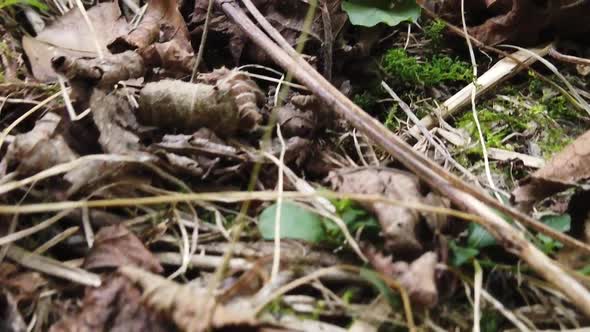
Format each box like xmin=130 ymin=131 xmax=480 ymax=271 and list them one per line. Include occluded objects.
xmin=236 ymin=0 xmax=590 ymax=256
xmin=236 ymin=0 xmax=590 ymax=253
xmin=215 ymin=0 xmax=590 ymax=316
xmin=407 ymin=46 xmax=550 ymax=136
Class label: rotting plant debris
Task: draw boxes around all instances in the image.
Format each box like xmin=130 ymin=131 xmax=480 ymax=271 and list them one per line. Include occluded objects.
xmin=1 ymin=0 xmax=590 ymax=330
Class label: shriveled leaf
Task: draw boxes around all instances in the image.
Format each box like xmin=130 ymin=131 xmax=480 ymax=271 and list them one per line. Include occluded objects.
xmin=84 ymin=225 xmax=163 ymax=273
xmin=512 ymin=130 xmax=590 ymax=208
xmin=22 ymin=2 xmax=128 ymax=81
xmin=1 ymin=112 xmax=78 ymax=176
xmin=119 ymin=266 xmax=257 ymax=332
xmin=108 ymin=0 xmax=194 ymax=73
xmin=258 ymin=201 xmax=326 ymax=243
xmin=49 ymin=275 xmax=171 ymax=332
xmin=330 ymin=168 xmax=426 ymax=253
xmin=342 ymin=0 xmax=420 ymax=27
xmin=365 ymin=249 xmax=439 ymax=307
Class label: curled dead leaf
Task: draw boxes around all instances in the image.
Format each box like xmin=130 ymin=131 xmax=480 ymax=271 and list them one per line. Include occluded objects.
xmin=119 ymin=265 xmax=257 ymax=332
xmin=108 ymin=0 xmax=194 ymax=73
xmin=84 ymin=224 xmax=163 ymax=273
xmin=366 ymin=248 xmax=439 ymax=307
xmin=1 ymin=113 xmax=78 ymax=176
xmin=512 ymin=130 xmax=590 ymax=209
xmin=49 ymin=275 xmax=172 ymax=332
xmin=22 ymin=2 xmax=128 ymax=81
xmin=329 ymin=168 xmax=425 ymax=254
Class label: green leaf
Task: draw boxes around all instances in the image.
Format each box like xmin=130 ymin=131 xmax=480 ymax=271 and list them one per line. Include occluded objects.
xmin=467 ymin=224 xmax=496 ymax=249
xmin=541 ymin=214 xmax=571 ymax=233
xmin=450 ymin=241 xmax=479 ymax=267
xmin=360 ymin=268 xmax=401 ymax=309
xmin=342 ymin=0 xmax=421 ymax=27
xmin=258 ymin=201 xmax=326 ymax=243
xmin=536 ymin=214 xmax=571 ymax=254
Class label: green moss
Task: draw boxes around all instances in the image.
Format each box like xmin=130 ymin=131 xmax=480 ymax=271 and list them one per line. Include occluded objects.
xmin=424 ymin=19 xmax=446 ymax=49
xmin=382 ymin=48 xmax=473 ymax=87
xmin=353 ymin=90 xmax=379 ymax=111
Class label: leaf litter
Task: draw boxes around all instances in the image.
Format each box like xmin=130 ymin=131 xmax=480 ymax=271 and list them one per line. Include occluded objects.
xmin=2 ymin=0 xmax=590 ymax=330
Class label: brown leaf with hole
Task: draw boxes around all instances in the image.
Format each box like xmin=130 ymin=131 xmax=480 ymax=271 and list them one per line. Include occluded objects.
xmin=0 ymin=290 xmax=26 ymax=332
xmin=119 ymin=265 xmax=257 ymax=332
xmin=366 ymin=248 xmax=439 ymax=307
xmin=512 ymin=130 xmax=590 ymax=208
xmin=0 ymin=112 xmax=78 ymax=176
xmin=84 ymin=224 xmax=163 ymax=273
xmin=329 ymin=168 xmax=425 ymax=254
xmin=22 ymin=2 xmax=128 ymax=81
xmin=49 ymin=275 xmax=172 ymax=332
xmin=108 ymin=0 xmax=194 ymax=73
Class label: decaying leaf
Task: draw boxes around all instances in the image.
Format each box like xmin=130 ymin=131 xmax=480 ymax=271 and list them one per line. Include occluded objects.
xmin=119 ymin=265 xmax=257 ymax=332
xmin=0 ymin=263 xmax=46 ymax=303
xmin=91 ymin=89 xmax=154 ymax=159
xmin=512 ymin=130 xmax=590 ymax=209
xmin=109 ymin=0 xmax=194 ymax=73
xmin=84 ymin=224 xmax=163 ymax=273
xmin=49 ymin=275 xmax=172 ymax=332
xmin=22 ymin=2 xmax=129 ymax=81
xmin=420 ymin=0 xmax=590 ymax=46
xmin=329 ymin=168 xmax=425 ymax=253
xmin=138 ymin=68 xmax=264 ymax=135
xmin=1 ymin=112 xmax=78 ymax=176
xmin=366 ymin=249 xmax=439 ymax=307
xmin=0 ymin=290 xmax=26 ymax=332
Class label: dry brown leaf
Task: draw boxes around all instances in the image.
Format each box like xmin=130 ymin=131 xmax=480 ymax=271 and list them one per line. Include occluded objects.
xmin=109 ymin=0 xmax=194 ymax=73
xmin=0 ymin=290 xmax=26 ymax=332
xmin=366 ymin=248 xmax=439 ymax=307
xmin=119 ymin=265 xmax=257 ymax=332
xmin=22 ymin=2 xmax=128 ymax=81
xmin=421 ymin=0 xmax=590 ymax=46
xmin=84 ymin=224 xmax=163 ymax=273
xmin=1 ymin=112 xmax=78 ymax=176
xmin=512 ymin=130 xmax=590 ymax=208
xmin=0 ymin=263 xmax=46 ymax=303
xmin=49 ymin=275 xmax=172 ymax=332
xmin=329 ymin=168 xmax=425 ymax=254
xmin=90 ymin=90 xmax=154 ymax=160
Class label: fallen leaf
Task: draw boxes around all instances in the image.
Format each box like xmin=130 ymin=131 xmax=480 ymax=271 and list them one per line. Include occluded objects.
xmin=365 ymin=248 xmax=439 ymax=307
xmin=0 ymin=290 xmax=26 ymax=332
xmin=109 ymin=0 xmax=194 ymax=73
xmin=329 ymin=168 xmax=426 ymax=254
xmin=258 ymin=201 xmax=326 ymax=243
xmin=512 ymin=130 xmax=590 ymax=209
xmin=421 ymin=0 xmax=590 ymax=46
xmin=49 ymin=275 xmax=172 ymax=332
xmin=342 ymin=0 xmax=421 ymax=27
xmin=90 ymin=89 xmax=154 ymax=160
xmin=119 ymin=265 xmax=257 ymax=332
xmin=22 ymin=2 xmax=128 ymax=81
xmin=1 ymin=112 xmax=78 ymax=176
xmin=84 ymin=224 xmax=163 ymax=273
